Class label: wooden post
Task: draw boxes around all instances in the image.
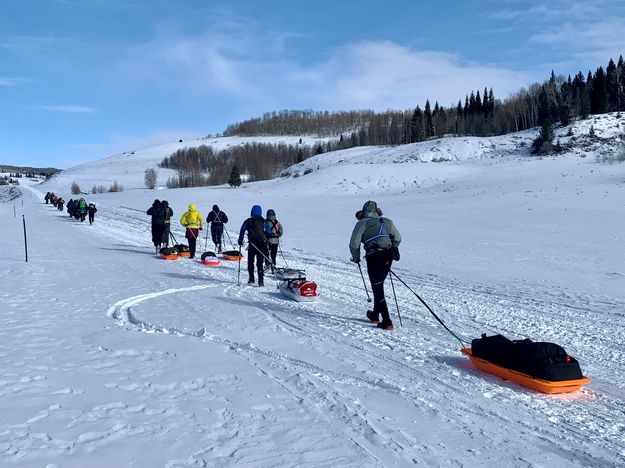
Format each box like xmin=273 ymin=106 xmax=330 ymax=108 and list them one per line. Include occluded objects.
xmin=22 ymin=215 xmax=28 ymax=263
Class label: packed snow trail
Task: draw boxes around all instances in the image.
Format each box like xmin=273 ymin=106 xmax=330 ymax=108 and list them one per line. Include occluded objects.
xmin=1 ymin=183 xmax=624 ymax=466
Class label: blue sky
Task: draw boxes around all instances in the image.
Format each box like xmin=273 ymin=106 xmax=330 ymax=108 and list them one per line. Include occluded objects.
xmin=1 ymin=0 xmax=624 ymax=168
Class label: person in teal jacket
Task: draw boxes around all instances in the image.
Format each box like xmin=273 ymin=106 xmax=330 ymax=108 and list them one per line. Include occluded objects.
xmin=350 ymin=201 xmax=401 ymax=330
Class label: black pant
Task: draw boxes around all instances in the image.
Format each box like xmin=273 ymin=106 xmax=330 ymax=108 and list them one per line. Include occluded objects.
xmin=267 ymin=243 xmax=278 ymax=267
xmin=188 ymin=236 xmax=197 ymax=256
xmin=88 ymin=213 xmax=95 ymax=224
xmin=151 ymin=224 xmax=165 ymax=246
xmin=366 ymin=249 xmax=394 ymax=324
xmin=248 ymin=242 xmax=267 ymax=282
xmin=161 ymin=224 xmax=170 ymax=247
xmin=211 ymin=224 xmax=224 ymax=247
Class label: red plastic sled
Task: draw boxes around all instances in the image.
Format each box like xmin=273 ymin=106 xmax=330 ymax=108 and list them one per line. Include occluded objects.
xmin=160 ymin=253 xmax=179 ymax=261
xmin=461 ymin=348 xmax=591 ymax=394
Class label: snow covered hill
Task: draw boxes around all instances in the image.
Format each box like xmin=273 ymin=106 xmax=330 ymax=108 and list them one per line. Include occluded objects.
xmin=1 ymin=114 xmax=624 ymax=466
xmin=44 ymin=135 xmax=332 ymax=192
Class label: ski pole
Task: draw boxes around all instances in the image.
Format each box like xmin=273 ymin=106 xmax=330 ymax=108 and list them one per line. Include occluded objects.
xmin=357 ymin=262 xmax=372 ymax=303
xmin=389 ymin=272 xmax=403 ymax=327
xmin=389 ymin=270 xmax=467 ymax=347
xmin=223 ymin=227 xmax=235 ymax=249
xmin=278 ymin=241 xmax=289 ymax=268
xmin=204 ymin=225 xmax=209 ymax=251
xmin=237 ymin=245 xmax=242 ymax=286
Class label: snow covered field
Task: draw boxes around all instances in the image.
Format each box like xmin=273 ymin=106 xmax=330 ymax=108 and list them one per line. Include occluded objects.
xmin=1 ymin=116 xmax=625 ymax=466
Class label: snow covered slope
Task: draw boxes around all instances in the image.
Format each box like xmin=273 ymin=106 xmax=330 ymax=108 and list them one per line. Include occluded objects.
xmin=44 ymin=135 xmax=332 ymax=192
xmin=1 ymin=114 xmax=624 ymax=466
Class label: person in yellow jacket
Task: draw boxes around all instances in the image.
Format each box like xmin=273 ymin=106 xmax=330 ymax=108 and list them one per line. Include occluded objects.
xmin=180 ymin=203 xmax=204 ymax=258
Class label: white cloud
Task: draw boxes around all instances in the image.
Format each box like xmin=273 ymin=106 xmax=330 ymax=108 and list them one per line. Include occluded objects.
xmin=0 ymin=76 xmax=32 ymax=86
xmin=116 ymin=24 xmax=533 ymax=111
xmin=38 ymin=105 xmax=98 ymax=113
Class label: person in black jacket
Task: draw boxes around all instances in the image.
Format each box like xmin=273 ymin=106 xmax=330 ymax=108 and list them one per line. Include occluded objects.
xmin=206 ymin=204 xmax=228 ymax=253
xmin=87 ymin=203 xmax=97 ymax=225
xmin=161 ymin=200 xmax=174 ymax=248
xmin=147 ymin=199 xmax=165 ymax=252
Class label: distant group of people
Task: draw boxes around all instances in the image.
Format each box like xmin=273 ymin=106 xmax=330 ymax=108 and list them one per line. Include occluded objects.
xmin=44 ymin=192 xmax=65 ymax=211
xmin=44 ymin=193 xmax=97 ymax=224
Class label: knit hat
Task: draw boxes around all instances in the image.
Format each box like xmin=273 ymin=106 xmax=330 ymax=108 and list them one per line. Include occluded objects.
xmin=362 ymin=201 xmax=378 ymax=213
xmin=267 ymin=209 xmax=276 ymax=219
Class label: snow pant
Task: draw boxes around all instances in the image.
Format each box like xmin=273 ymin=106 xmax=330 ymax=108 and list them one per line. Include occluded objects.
xmin=211 ymin=224 xmax=224 ymax=249
xmin=248 ymin=242 xmax=267 ymax=282
xmin=88 ymin=212 xmax=95 ymax=224
xmin=151 ymin=224 xmax=165 ymax=246
xmin=366 ymin=248 xmax=394 ymax=325
xmin=185 ymin=228 xmax=199 ymax=257
xmin=266 ymin=243 xmax=278 ymax=268
xmin=161 ymin=223 xmax=170 ymax=247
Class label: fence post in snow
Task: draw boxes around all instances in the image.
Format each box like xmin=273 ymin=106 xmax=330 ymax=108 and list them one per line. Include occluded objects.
xmin=23 ymin=215 xmax=28 ymax=263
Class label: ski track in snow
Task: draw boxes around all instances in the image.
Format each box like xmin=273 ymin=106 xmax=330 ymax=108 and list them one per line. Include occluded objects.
xmin=94 ymin=191 xmax=625 ymax=466
xmin=2 ymin=179 xmax=624 ymax=467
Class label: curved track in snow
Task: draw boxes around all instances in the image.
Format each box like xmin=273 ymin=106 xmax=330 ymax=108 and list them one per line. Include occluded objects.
xmin=96 ymin=198 xmax=625 ymax=467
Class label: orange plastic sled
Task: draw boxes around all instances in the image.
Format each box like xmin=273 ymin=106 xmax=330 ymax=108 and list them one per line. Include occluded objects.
xmin=179 ymin=251 xmax=191 ymax=258
xmin=201 ymin=259 xmax=221 ymax=266
xmin=461 ymin=348 xmax=591 ymax=394
xmin=160 ymin=253 xmax=179 ymax=261
xmin=222 ymin=253 xmax=244 ymax=261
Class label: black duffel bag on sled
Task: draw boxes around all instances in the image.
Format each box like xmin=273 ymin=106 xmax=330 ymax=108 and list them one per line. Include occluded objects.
xmin=471 ymin=334 xmax=583 ymax=382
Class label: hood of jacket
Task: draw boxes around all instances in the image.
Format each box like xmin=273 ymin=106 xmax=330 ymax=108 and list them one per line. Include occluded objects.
xmin=266 ymin=209 xmax=276 ymax=220
xmin=250 ymin=205 xmax=262 ymax=217
xmin=212 ymin=204 xmax=219 ymax=212
xmin=188 ymin=203 xmax=197 ymax=211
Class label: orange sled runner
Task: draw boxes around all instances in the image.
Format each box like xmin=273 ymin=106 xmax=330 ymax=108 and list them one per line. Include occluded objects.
xmin=462 ymin=348 xmax=591 ymax=394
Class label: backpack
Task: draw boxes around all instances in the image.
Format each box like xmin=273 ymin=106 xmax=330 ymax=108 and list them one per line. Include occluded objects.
xmin=268 ymin=219 xmax=281 ymax=238
xmin=363 ymin=217 xmax=392 ymax=251
xmin=247 ymin=217 xmax=267 ymax=243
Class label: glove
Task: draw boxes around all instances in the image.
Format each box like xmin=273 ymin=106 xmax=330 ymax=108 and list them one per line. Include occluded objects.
xmin=199 ymin=227 xmax=203 ymax=231
xmin=392 ymin=246 xmax=400 ymax=261
xmin=350 ymin=257 xmax=360 ymax=264
xmin=238 ymin=240 xmax=243 ymax=246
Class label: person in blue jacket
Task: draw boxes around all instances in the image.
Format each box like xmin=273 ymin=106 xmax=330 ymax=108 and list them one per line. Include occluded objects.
xmin=238 ymin=205 xmax=271 ymax=286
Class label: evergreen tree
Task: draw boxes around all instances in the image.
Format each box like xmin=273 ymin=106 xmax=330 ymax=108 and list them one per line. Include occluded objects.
xmin=228 ymin=165 xmax=242 ymax=187
xmin=606 ymin=59 xmax=620 ymax=112
xmin=591 ymin=67 xmax=608 ymax=114
xmin=532 ymin=119 xmax=555 ymax=155
xmin=424 ymin=100 xmax=434 ymax=138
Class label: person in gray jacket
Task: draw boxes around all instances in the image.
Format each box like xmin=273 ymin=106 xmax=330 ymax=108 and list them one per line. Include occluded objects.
xmin=350 ymin=201 xmax=401 ymax=330
xmin=264 ymin=209 xmax=283 ymax=273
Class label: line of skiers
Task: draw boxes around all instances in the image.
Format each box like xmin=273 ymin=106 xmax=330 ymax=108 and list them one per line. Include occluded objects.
xmin=44 ymin=192 xmax=65 ymax=211
xmin=148 ymin=201 xmax=284 ymax=287
xmin=146 ymin=198 xmax=400 ymax=331
xmin=67 ymin=198 xmax=97 ymax=224
xmin=45 ymin=192 xmax=97 ymax=224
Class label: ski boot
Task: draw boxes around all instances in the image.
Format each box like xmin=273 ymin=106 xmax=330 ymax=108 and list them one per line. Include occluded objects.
xmin=366 ymin=310 xmax=380 ymax=324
